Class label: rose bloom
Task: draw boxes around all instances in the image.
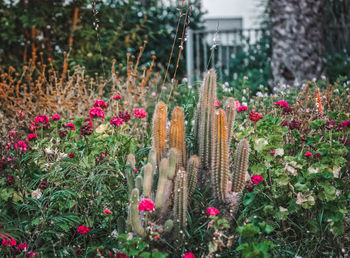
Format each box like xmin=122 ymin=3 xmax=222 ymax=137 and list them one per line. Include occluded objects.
xmin=134 ymin=108 xmax=147 ymax=118
xmin=27 ymin=133 xmax=37 ymax=141
xmin=94 ymin=99 xmax=108 ymax=109
xmin=249 ymin=111 xmax=263 ymax=122
xmin=206 ymin=207 xmax=219 ymax=216
xmin=215 ymin=99 xmax=220 ymax=107
xmin=51 ymin=114 xmax=61 ymax=120
xmin=304 ymin=151 xmax=312 ymax=157
xmin=77 ymin=225 xmax=89 ymax=234
xmin=89 ymin=107 xmax=105 ymax=118
xmin=183 ymin=253 xmax=195 ymax=258
xmin=274 ymin=100 xmax=289 ymax=108
xmin=69 ymin=152 xmax=75 ymax=158
xmin=138 ymin=199 xmax=155 ymax=211
xmin=238 ymin=106 xmax=248 ymax=112
xmin=14 ymin=141 xmax=27 ymax=151
xmin=104 ymin=209 xmax=111 ymax=215
xmin=251 ymin=175 xmax=263 ymax=184
xmin=110 ymin=116 xmax=124 ymax=127
xmin=113 ymin=94 xmax=122 ymax=100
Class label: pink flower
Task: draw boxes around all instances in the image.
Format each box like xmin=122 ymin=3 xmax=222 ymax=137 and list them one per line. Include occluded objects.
xmin=34 ymin=115 xmax=49 ymax=124
xmin=206 ymin=207 xmax=219 ymax=216
xmin=238 ymin=106 xmax=248 ymax=112
xmin=14 ymin=141 xmax=27 ymax=151
xmin=270 ymin=150 xmax=275 ymax=155
xmin=11 ymin=238 xmax=16 ymax=246
xmin=94 ymin=99 xmax=108 ymax=109
xmin=77 ymin=225 xmax=90 ymax=234
xmin=183 ymin=253 xmax=195 ymax=258
xmin=104 ymin=209 xmax=111 ymax=215
xmin=110 ymin=116 xmax=124 ymax=127
xmin=18 ymin=110 xmax=24 ymax=116
xmin=27 ymin=251 xmax=38 ymax=258
xmin=154 ymin=234 xmax=160 ymax=240
xmin=28 ymin=133 xmax=37 ymax=141
xmin=113 ymin=94 xmax=122 ymax=100
xmin=69 ymin=152 xmax=75 ymax=158
xmin=251 ymin=175 xmax=263 ymax=184
xmin=340 ymin=120 xmax=350 ymax=128
xmin=52 ymin=114 xmax=61 ymax=120
xmin=89 ymin=107 xmax=105 ymax=118
xmin=235 ymin=100 xmax=241 ymax=109
xmin=274 ymin=100 xmax=289 ymax=108
xmin=304 ymin=151 xmax=312 ymax=157
xmin=138 ymin=199 xmax=155 ymax=211
xmin=134 ymin=108 xmax=147 ymax=118
xmin=17 ymin=242 xmax=28 ymax=251
xmin=215 ymin=99 xmax=220 ymax=107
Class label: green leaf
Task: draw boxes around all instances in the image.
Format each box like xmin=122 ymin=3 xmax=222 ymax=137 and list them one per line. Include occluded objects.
xmin=243 ymin=192 xmax=255 ymax=206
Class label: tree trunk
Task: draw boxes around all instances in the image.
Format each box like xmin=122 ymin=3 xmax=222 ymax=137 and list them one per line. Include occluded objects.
xmin=270 ymin=0 xmax=327 ymax=87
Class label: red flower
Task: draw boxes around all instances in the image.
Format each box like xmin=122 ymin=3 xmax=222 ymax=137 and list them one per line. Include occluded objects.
xmin=113 ymin=94 xmax=122 ymax=100
xmin=14 ymin=141 xmax=27 ymax=151
xmin=104 ymin=209 xmax=111 ymax=215
xmin=94 ymin=99 xmax=108 ymax=109
xmin=51 ymin=114 xmax=61 ymax=120
xmin=89 ymin=107 xmax=105 ymax=118
xmin=18 ymin=110 xmax=24 ymax=117
xmin=110 ymin=116 xmax=124 ymax=127
xmin=270 ymin=150 xmax=275 ymax=155
xmin=27 ymin=133 xmax=37 ymax=141
xmin=17 ymin=242 xmax=28 ymax=251
xmin=119 ymin=112 xmax=131 ymax=122
xmin=304 ymin=151 xmax=312 ymax=157
xmin=215 ymin=99 xmax=220 ymax=107
xmin=249 ymin=111 xmax=263 ymax=122
xmin=77 ymin=225 xmax=90 ymax=234
xmin=274 ymin=100 xmax=289 ymax=108
xmin=34 ymin=115 xmax=49 ymax=124
xmin=280 ymin=121 xmax=288 ymax=127
xmin=251 ymin=175 xmax=263 ymax=184
xmin=63 ymin=122 xmax=75 ymax=131
xmin=115 ymin=252 xmax=129 ymax=258
xmin=134 ymin=108 xmax=147 ymax=118
xmin=246 ymin=183 xmax=254 ymax=192
xmin=206 ymin=207 xmax=219 ymax=216
xmin=27 ymin=251 xmax=38 ymax=258
xmin=138 ymin=199 xmax=155 ymax=211
xmin=69 ymin=152 xmax=75 ymax=158
xmin=183 ymin=253 xmax=196 ymax=258
xmin=154 ymin=234 xmax=160 ymax=240
xmin=340 ymin=120 xmax=350 ymax=128
xmin=238 ymin=106 xmax=248 ymax=112
xmin=11 ymin=238 xmax=16 ymax=246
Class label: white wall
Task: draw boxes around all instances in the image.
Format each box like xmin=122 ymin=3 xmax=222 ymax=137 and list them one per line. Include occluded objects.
xmin=201 ymin=0 xmax=265 ymax=29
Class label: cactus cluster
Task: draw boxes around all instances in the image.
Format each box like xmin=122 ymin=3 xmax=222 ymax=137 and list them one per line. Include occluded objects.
xmin=127 ymin=69 xmax=250 ymax=238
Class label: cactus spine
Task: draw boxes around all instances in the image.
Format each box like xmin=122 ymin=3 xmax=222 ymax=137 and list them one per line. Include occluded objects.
xmin=174 ymin=169 xmax=188 ymax=230
xmin=223 ymin=97 xmax=236 ymax=144
xmin=152 ymin=101 xmax=167 ymax=167
xmin=232 ymin=139 xmax=250 ymax=192
xmin=169 ymin=107 xmax=186 ymax=168
xmin=198 ymin=70 xmax=217 ymax=174
xmin=212 ymin=109 xmax=229 ymax=202
xmin=187 ymin=155 xmax=200 ymax=197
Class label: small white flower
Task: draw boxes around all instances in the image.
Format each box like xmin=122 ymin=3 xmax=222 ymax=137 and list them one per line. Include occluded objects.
xmin=243 ymin=76 xmax=248 ymax=80
xmin=31 ymin=189 xmax=42 ymax=199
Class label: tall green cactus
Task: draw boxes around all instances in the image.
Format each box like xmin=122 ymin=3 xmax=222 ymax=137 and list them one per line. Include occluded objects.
xmin=174 ymin=169 xmax=188 ymax=231
xmin=232 ymin=139 xmax=250 ymax=192
xmin=212 ymin=109 xmax=229 ymax=202
xmin=198 ymin=69 xmax=217 ymax=173
xmin=187 ymin=155 xmax=200 ymax=197
xmin=130 ymin=188 xmax=146 ymax=237
xmin=223 ymin=97 xmax=236 ymax=144
xmin=155 ymin=158 xmax=169 ymax=209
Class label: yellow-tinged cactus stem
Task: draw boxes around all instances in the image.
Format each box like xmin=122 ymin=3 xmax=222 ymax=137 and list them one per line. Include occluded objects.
xmin=155 ymin=158 xmax=169 ymax=209
xmin=212 ymin=109 xmax=229 ymax=202
xmin=152 ymin=101 xmax=167 ymax=167
xmin=223 ymin=97 xmax=236 ymax=144
xmin=187 ymin=155 xmax=200 ymax=197
xmin=130 ymin=188 xmax=146 ymax=237
xmin=169 ymin=106 xmax=186 ymax=168
xmin=142 ymin=163 xmax=153 ymax=199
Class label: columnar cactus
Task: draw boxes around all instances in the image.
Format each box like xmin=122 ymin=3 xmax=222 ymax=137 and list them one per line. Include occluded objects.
xmin=198 ymin=70 xmax=217 ymax=172
xmin=223 ymin=97 xmax=236 ymax=144
xmin=212 ymin=109 xmax=229 ymax=202
xmin=174 ymin=169 xmax=188 ymax=230
xmin=152 ymin=101 xmax=167 ymax=167
xmin=169 ymin=106 xmax=186 ymax=168
xmin=127 ymin=69 xmax=250 ymax=239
